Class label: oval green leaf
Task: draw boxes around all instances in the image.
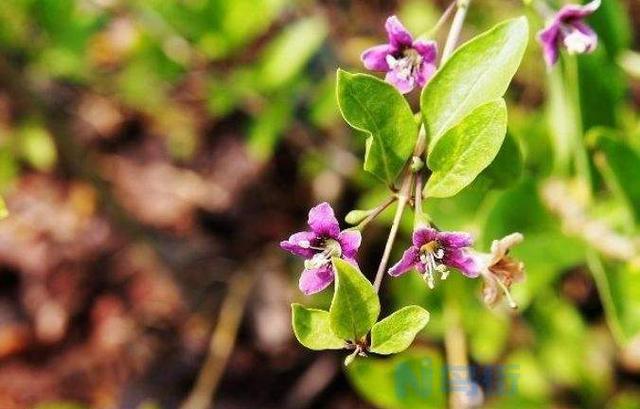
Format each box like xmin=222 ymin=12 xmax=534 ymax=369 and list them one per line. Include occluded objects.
xmin=329 ymin=258 xmax=380 ymax=342
xmin=421 ymin=17 xmax=528 ymax=151
xmin=337 ymin=69 xmax=419 ymax=185
xmin=291 ymin=303 xmax=346 ymax=350
xmin=370 ymin=306 xmax=430 ymax=355
xmin=425 ymin=99 xmax=507 ymax=198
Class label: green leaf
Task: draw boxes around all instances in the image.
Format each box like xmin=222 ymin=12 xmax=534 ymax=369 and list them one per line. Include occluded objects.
xmin=336 ymin=69 xmax=419 ymax=184
xmin=329 ymin=258 xmax=380 ymax=342
xmin=421 ymin=17 xmax=528 ymax=151
xmin=258 ymin=16 xmax=327 ymax=91
xmin=370 ymin=306 xmax=430 ymax=355
xmin=477 ymin=130 xmax=523 ymax=189
xmin=347 ymin=349 xmax=446 ymax=409
xmin=424 ymin=99 xmax=507 ymax=198
xmin=588 ymin=256 xmax=640 ymax=346
xmin=291 ymin=303 xmax=346 ymax=350
xmin=591 ymin=130 xmax=640 ymax=223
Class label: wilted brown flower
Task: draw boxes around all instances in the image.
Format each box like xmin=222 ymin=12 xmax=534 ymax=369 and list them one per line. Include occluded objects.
xmin=476 ymin=233 xmax=525 ymax=309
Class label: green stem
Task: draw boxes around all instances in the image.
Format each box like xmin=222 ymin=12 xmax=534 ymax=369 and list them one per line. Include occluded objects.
xmin=565 ymin=55 xmax=593 ymax=201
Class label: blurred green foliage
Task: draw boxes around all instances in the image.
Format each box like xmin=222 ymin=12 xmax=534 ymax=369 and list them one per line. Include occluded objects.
xmin=0 ymin=0 xmax=638 ymax=408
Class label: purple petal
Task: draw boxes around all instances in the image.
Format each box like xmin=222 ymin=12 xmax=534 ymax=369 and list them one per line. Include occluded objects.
xmin=308 ymin=202 xmax=340 ymax=238
xmin=415 ymin=60 xmax=436 ymax=88
xmin=388 ymin=247 xmax=420 ymax=277
xmin=280 ymin=231 xmax=317 ymax=258
xmin=444 ymin=248 xmax=480 ymax=278
xmin=343 ymin=256 xmax=359 ymax=268
xmin=385 ymin=70 xmax=415 ymax=94
xmin=436 ymin=231 xmax=473 ymax=249
xmin=412 ymin=228 xmax=438 ymax=247
xmin=412 ymin=40 xmax=438 ymax=63
xmin=557 ymin=0 xmax=600 ymax=22
xmin=385 ymin=15 xmax=413 ymax=49
xmin=361 ymin=44 xmax=395 ymax=71
xmin=570 ymin=21 xmax=598 ymax=52
xmin=338 ymin=229 xmax=361 ymax=260
xmin=537 ymin=23 xmax=561 ymax=66
xmin=299 ymin=265 xmax=334 ymax=295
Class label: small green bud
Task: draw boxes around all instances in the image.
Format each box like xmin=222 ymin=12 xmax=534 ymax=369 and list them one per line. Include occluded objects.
xmin=345 ymin=209 xmax=373 ymax=225
xmin=410 ymin=156 xmax=424 ymax=173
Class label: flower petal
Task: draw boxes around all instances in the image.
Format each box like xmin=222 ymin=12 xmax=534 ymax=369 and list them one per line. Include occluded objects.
xmin=280 ymin=231 xmax=317 ymax=258
xmin=361 ymin=44 xmax=395 ymax=71
xmin=307 ymin=202 xmax=340 ymax=238
xmin=412 ymin=40 xmax=438 ymax=63
xmin=385 ymin=70 xmax=415 ymax=94
xmin=412 ymin=227 xmax=438 ymax=247
xmin=444 ymin=248 xmax=480 ymax=278
xmin=415 ymin=60 xmax=437 ymax=88
xmin=338 ymin=229 xmax=361 ymax=260
xmin=437 ymin=231 xmax=473 ymax=249
xmin=489 ymin=232 xmax=524 ymax=265
xmin=570 ymin=21 xmax=598 ymax=52
xmin=557 ymin=0 xmax=601 ymax=22
xmin=299 ymin=265 xmax=334 ymax=295
xmin=388 ymin=247 xmax=419 ymax=277
xmin=385 ymin=15 xmax=413 ymax=48
xmin=537 ymin=23 xmax=561 ymax=66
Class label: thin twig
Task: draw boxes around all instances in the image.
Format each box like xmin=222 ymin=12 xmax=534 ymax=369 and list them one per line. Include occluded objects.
xmin=180 ymin=271 xmax=256 ymax=409
xmin=415 ymin=174 xmax=423 ymax=216
xmin=373 ymin=177 xmax=412 ymax=292
xmin=356 ymin=195 xmax=398 ymax=231
xmin=372 ymin=126 xmax=428 ymax=292
xmin=422 ymin=0 xmax=458 ymax=40
xmin=441 ymin=0 xmax=471 ymax=63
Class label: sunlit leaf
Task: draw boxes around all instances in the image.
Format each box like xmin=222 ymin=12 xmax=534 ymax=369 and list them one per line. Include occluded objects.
xmin=337 ymin=70 xmax=419 ymax=185
xmin=425 ymin=99 xmax=507 ymax=198
xmin=370 ymin=305 xmax=429 ymax=355
xmin=329 ymin=258 xmax=380 ymax=342
xmin=291 ymin=303 xmax=345 ymax=350
xmin=421 ymin=17 xmax=528 ymax=151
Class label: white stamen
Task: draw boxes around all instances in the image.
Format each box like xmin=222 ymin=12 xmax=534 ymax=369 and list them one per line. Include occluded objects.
xmin=495 ymin=278 xmax=518 ymax=309
xmin=304 ymin=239 xmax=342 ymax=270
xmin=304 ymin=253 xmax=330 ymax=270
xmin=386 ymin=50 xmax=423 ymax=82
xmin=419 ymin=241 xmax=450 ymax=289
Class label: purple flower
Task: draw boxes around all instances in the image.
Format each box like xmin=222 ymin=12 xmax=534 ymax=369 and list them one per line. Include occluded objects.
xmin=280 ymin=202 xmax=361 ymax=295
xmin=537 ymin=0 xmax=600 ymax=67
xmin=388 ymin=227 xmax=479 ymax=288
xmin=361 ymin=15 xmax=438 ymax=94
